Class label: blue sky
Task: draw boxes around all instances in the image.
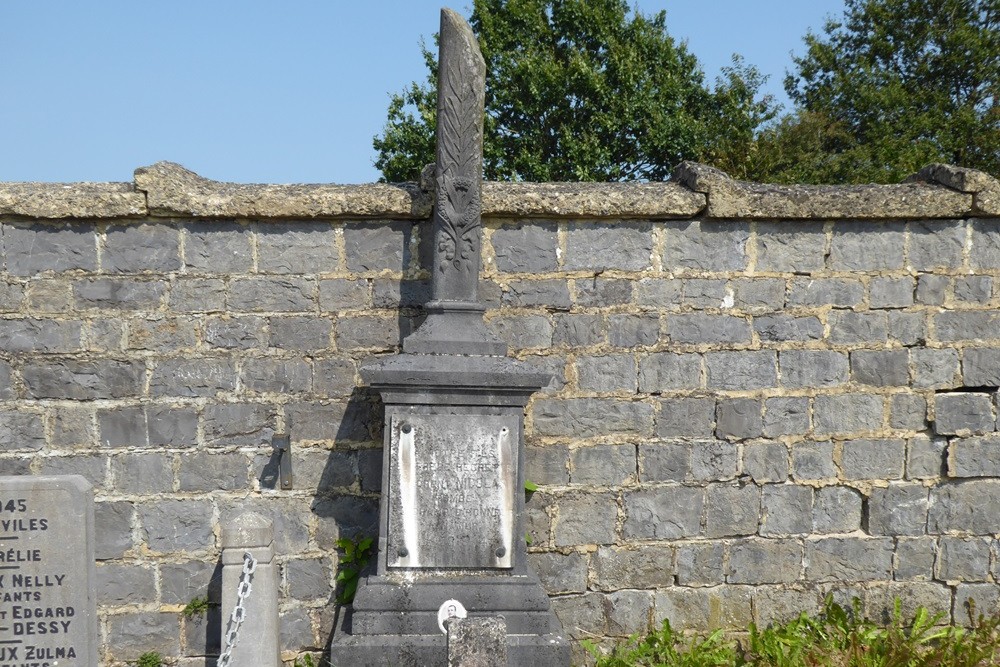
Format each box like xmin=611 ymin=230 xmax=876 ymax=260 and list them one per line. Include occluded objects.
xmin=1 ymin=1 xmax=845 ymax=184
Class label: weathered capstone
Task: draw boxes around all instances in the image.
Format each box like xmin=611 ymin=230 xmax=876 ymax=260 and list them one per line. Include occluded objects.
xmin=0 ymin=181 xmax=145 ymax=218
xmin=911 ymin=163 xmax=1000 ymax=216
xmin=447 ymin=616 xmax=509 ymax=667
xmin=328 ymin=8 xmax=568 ymax=666
xmin=0 ymin=475 xmax=97 ymax=666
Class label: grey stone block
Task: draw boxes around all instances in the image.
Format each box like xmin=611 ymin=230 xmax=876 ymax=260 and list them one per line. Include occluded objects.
xmin=727 ymin=538 xmax=802 ymax=584
xmin=888 ymin=310 xmax=926 ymax=345
xmin=813 ymin=394 xmax=884 ymax=435
xmin=868 ymin=483 xmax=928 ymax=536
xmin=830 ymin=222 xmax=905 ymax=270
xmin=664 ymin=220 xmax=749 ymax=271
xmin=971 ymin=220 xmax=1000 ymax=269
xmin=779 ymin=350 xmax=848 ymax=388
xmin=705 ymin=350 xmax=777 ymax=390
xmin=138 ymin=499 xmax=215 ymax=554
xmin=491 ymin=222 xmax=558 ymax=272
xmin=524 ymin=492 xmax=552 ymax=547
xmin=890 ymin=393 xmax=927 ymax=430
xmin=550 ymin=593 xmax=606 ymax=640
xmin=277 ymin=448 xmax=356 ymax=492
xmin=320 ymin=278 xmax=371 ymax=310
xmin=161 ymin=560 xmax=221 ymax=606
xmin=867 ymin=582 xmax=953 ymax=623
xmin=285 ymin=400 xmax=374 ymax=442
xmin=107 ymin=612 xmax=181 ymax=661
xmin=553 ymin=313 xmax=605 ymax=346
xmin=178 ymin=452 xmax=249 ymax=491
xmin=806 ymin=537 xmax=894 ymax=581
xmin=49 ymin=405 xmax=97 ymax=447
xmin=257 ymin=222 xmax=336 ymax=274
xmin=279 ymin=606 xmax=315 ymax=652
xmin=203 ymin=402 xmax=275 ymax=446
xmin=915 ymin=273 xmax=948 ymax=305
xmin=756 ymin=221 xmax=826 ymax=272
xmin=229 ymin=276 xmax=315 ymax=312
xmin=0 ymin=318 xmax=83 ymax=353
xmin=949 ymin=434 xmax=1000 ymax=477
xmin=183 ymin=222 xmax=252 ymax=272
xmin=934 ymin=310 xmax=1000 ymax=342
xmin=954 ymin=276 xmax=992 ymax=303
xmin=86 ymin=318 xmax=125 ymax=352
xmin=605 ymin=589 xmax=655 ymax=637
xmin=690 ymin=440 xmax=739 ymax=481
xmin=533 ymin=398 xmax=654 ymax=438
xmin=608 ymin=313 xmax=660 ymax=347
xmin=2 ymin=222 xmax=97 ymax=275
xmin=962 ymin=347 xmax=1000 ymax=386
xmin=829 ymin=310 xmax=888 ymax=344
xmin=655 ymin=586 xmax=753 ymax=633
xmin=336 ymin=314 xmax=403 ymax=351
xmin=638 ymin=352 xmax=701 ymax=392
xmin=907 ymin=435 xmax=947 ymax=479
xmin=715 ymin=398 xmax=763 ymax=440
xmin=0 ymin=281 xmax=26 ymax=311
xmin=634 ymin=277 xmax=682 ymax=308
xmin=576 ymin=354 xmax=636 ymax=393
xmin=553 ymin=492 xmax=618 ymax=546
xmin=742 ymin=442 xmax=789 ymax=483
xmin=760 ymin=484 xmax=812 ymax=535
xmin=655 ymin=397 xmax=715 ymax=438
xmin=574 ymin=277 xmax=632 ymax=307
xmin=841 ymin=438 xmax=906 ymax=480
xmin=934 ymin=392 xmax=994 ymax=435
xmin=911 ymin=348 xmax=959 ymax=389
xmin=763 ymin=396 xmax=810 ymax=438
xmin=894 ymin=536 xmax=937 ymax=580
xmin=487 ymin=314 xmax=552 ymax=349
xmin=870 ymin=276 xmax=915 ymax=308
xmin=312 ymin=357 xmax=357 ymax=398
xmin=955 ymin=583 xmax=1000 ymax=623
xmin=565 ymin=222 xmax=652 ymax=271
xmin=39 ymin=454 xmax=107 ymax=489
xmin=681 ymin=278 xmax=728 ymax=308
xmin=791 ymin=441 xmax=838 ymax=481
xmin=787 ymin=277 xmax=864 ymax=307
xmin=732 ymin=278 xmax=785 ymax=311
xmin=285 ymin=556 xmax=332 ymax=600
xmin=0 ymin=459 xmax=30 ymax=476
xmin=374 ymin=279 xmax=431 ymax=309
xmin=127 ymin=316 xmax=199 ymax=352
xmin=754 ymin=314 xmax=823 ymax=342
xmin=501 ymin=279 xmax=570 ymax=309
xmin=150 ymin=358 xmax=237 ymax=397
xmin=752 ymin=586 xmax=820 ymax=627
xmin=104 ymin=223 xmax=180 ymax=273
xmin=0 ymin=360 xmax=12 ymax=400
xmin=639 ymin=443 xmax=689 ymax=482
xmin=623 ymin=486 xmax=703 ymax=540
xmin=22 ymin=359 xmax=144 ymax=399
xmin=111 ymin=452 xmax=174 ymax=493
xmin=525 ymin=445 xmax=569 ymax=485
xmin=668 ymin=314 xmax=751 ymax=345
xmin=344 ymin=222 xmax=411 ymax=272
xmin=307 ymin=495 xmax=378 ymax=550
xmin=937 ymin=537 xmax=992 ymax=582
xmin=170 ymin=277 xmax=226 ymax=312
xmin=909 ymin=220 xmax=965 ymax=271
xmin=94 ymin=501 xmax=134 ymax=559
xmin=268 ymin=316 xmax=333 ymax=351
xmin=74 ymin=277 xmax=167 ymax=310
xmin=704 ymin=483 xmax=760 ymax=537
xmin=928 ymin=480 xmax=1000 ymax=534
xmin=0 ymin=410 xmax=45 ymax=451
xmin=527 ymin=551 xmax=587 ymax=594
xmin=850 ymin=349 xmax=909 ymax=386
xmin=97 ymin=562 xmax=156 ymax=605
xmin=676 ymin=541 xmax=725 ymax=585
xmin=591 ymin=545 xmax=674 ymax=591
xmin=570 ymin=444 xmax=636 ymax=485
xmin=813 ymin=486 xmax=862 ymax=533
xmin=205 ymin=315 xmax=266 ymax=349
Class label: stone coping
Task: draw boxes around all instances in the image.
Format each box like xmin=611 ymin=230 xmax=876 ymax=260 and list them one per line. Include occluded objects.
xmin=0 ymin=160 xmax=995 ymax=221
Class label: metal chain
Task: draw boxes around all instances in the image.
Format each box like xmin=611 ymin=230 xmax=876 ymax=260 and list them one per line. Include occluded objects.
xmin=217 ymin=551 xmax=257 ymax=667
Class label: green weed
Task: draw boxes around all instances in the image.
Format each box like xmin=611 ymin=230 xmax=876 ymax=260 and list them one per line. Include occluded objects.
xmin=135 ymin=652 xmax=162 ymax=667
xmin=334 ymin=534 xmax=374 ymax=605
xmin=181 ymin=595 xmax=210 ymax=617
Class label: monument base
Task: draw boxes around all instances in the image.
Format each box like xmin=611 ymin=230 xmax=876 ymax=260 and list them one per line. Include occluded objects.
xmin=328 ymin=573 xmax=570 ymax=667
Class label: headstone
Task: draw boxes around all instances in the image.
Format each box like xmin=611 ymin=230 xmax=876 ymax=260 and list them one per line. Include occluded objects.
xmin=328 ymin=7 xmax=569 ymax=666
xmin=447 ymin=616 xmax=508 ymax=667
xmin=0 ymin=475 xmax=97 ymax=666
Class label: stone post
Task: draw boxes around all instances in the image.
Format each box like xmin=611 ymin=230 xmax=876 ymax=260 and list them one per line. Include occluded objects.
xmin=220 ymin=512 xmax=280 ymax=667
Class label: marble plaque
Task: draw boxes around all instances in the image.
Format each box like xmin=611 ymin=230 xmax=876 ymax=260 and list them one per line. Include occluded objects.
xmin=387 ymin=414 xmax=515 ymax=569
xmin=0 ymin=475 xmax=97 ymax=666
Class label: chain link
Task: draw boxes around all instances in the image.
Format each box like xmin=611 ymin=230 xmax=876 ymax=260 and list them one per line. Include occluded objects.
xmin=217 ymin=551 xmax=257 ymax=667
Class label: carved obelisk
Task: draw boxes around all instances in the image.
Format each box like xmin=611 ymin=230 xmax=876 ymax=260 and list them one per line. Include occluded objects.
xmin=328 ymin=8 xmax=570 ymax=666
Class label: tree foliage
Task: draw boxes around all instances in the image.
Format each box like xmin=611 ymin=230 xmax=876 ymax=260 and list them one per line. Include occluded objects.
xmin=373 ymin=0 xmax=776 ymax=182
xmin=759 ymin=0 xmax=1000 ymax=183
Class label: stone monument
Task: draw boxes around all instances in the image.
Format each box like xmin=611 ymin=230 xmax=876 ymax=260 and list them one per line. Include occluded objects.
xmin=0 ymin=475 xmax=98 ymax=666
xmin=328 ymin=8 xmax=569 ymax=666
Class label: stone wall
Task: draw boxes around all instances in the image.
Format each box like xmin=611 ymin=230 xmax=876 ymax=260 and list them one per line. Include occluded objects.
xmin=1 ymin=161 xmax=1000 ymax=666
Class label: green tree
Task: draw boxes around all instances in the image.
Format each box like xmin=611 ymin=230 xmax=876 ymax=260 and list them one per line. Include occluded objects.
xmin=760 ymin=0 xmax=1000 ymax=183
xmin=373 ymin=0 xmax=777 ymax=182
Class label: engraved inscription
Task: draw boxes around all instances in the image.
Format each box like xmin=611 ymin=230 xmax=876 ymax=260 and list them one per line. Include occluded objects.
xmin=388 ymin=414 xmax=515 ymax=569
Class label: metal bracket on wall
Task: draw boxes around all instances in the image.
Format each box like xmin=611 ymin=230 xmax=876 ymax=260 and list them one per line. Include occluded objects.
xmin=272 ymin=434 xmax=293 ymax=490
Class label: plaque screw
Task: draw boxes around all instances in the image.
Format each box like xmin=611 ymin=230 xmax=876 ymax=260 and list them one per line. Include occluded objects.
xmin=398 ymin=547 xmax=409 ymax=558
xmin=495 ymin=546 xmax=506 ymax=558
xmin=401 ymin=423 xmax=412 ymax=434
